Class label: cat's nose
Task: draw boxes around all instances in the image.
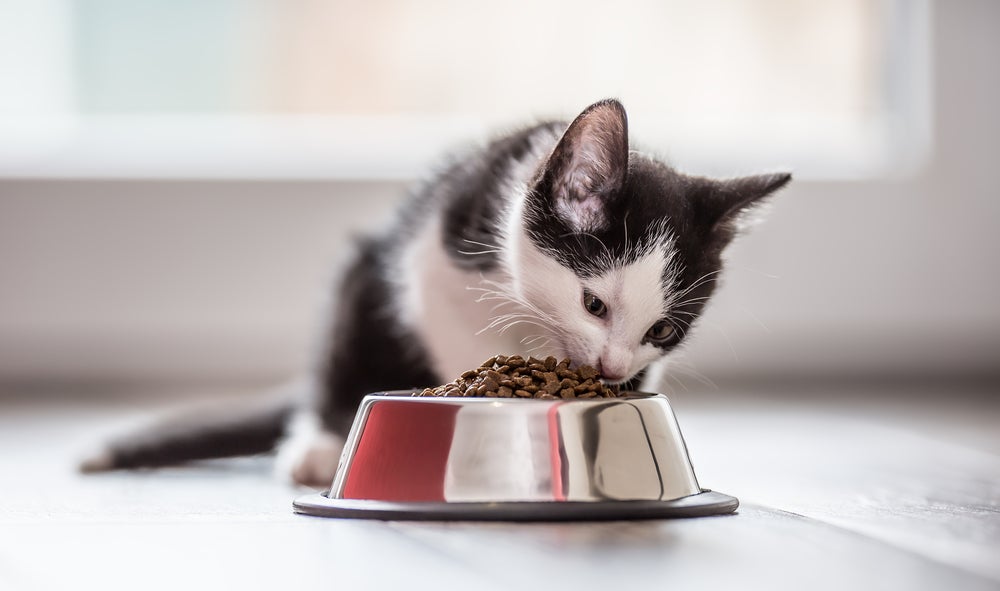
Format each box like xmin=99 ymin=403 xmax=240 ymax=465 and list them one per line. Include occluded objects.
xmin=597 ymin=358 xmax=627 ymax=382
xmin=598 ymin=345 xmax=632 ymax=382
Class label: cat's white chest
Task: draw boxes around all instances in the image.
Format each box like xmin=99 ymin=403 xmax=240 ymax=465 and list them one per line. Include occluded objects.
xmin=392 ymin=220 xmax=532 ymax=381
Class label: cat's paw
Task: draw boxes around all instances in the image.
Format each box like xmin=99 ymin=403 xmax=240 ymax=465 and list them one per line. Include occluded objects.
xmin=289 ymin=433 xmax=344 ymax=488
xmin=275 ymin=411 xmax=344 ymax=488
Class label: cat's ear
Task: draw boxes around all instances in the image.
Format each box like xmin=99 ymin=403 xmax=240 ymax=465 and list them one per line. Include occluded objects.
xmin=706 ymin=172 xmax=792 ymax=230
xmin=535 ymin=99 xmax=629 ymax=232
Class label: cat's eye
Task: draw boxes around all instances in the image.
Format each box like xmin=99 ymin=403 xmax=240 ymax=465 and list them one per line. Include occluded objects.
xmin=582 ymin=291 xmax=607 ymax=318
xmin=645 ymin=320 xmax=675 ymax=343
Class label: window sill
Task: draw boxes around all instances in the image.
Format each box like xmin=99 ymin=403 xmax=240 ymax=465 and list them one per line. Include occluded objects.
xmin=0 ymin=113 xmax=929 ymax=182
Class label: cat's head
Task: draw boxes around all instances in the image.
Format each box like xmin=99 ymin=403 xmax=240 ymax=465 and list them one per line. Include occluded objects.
xmin=510 ymin=99 xmax=790 ymax=384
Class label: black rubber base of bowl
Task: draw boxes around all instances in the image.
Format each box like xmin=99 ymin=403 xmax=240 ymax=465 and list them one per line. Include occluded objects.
xmin=292 ymin=490 xmax=739 ymax=521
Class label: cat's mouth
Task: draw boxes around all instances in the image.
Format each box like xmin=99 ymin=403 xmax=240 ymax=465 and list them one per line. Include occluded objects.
xmin=553 ymin=341 xmax=635 ymax=385
xmin=565 ymin=356 xmax=633 ymax=386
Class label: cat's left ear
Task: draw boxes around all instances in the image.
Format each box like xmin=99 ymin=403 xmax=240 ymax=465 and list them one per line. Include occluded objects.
xmin=707 ymin=172 xmax=792 ymax=230
xmin=535 ymin=99 xmax=630 ymax=232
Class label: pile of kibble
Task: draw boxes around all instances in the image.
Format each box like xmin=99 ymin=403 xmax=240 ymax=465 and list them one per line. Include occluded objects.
xmin=415 ymin=355 xmax=621 ymax=399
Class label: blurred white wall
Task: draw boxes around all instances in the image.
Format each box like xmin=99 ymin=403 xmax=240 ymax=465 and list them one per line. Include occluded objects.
xmin=0 ymin=0 xmax=998 ymax=387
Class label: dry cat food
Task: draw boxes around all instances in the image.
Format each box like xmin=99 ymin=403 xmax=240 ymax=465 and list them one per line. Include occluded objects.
xmin=415 ymin=355 xmax=622 ymax=399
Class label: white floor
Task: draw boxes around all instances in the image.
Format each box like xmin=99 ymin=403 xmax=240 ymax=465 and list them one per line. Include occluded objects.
xmin=1 ymin=382 xmax=998 ymax=591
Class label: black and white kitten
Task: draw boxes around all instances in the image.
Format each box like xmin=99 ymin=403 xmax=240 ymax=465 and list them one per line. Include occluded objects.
xmin=83 ymin=99 xmax=790 ymax=486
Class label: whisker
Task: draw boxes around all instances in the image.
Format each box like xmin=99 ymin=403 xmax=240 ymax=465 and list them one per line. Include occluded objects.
xmin=671 ymin=295 xmax=716 ymax=308
xmin=661 ymin=371 xmax=687 ymax=394
xmin=668 ymin=270 xmax=724 ymax=304
xmin=482 ymin=313 xmax=543 ymax=330
xmin=457 ymin=249 xmax=502 ymax=256
xmin=470 ymin=277 xmax=570 ymax=353
xmin=733 ymin=265 xmax=781 ymax=280
xmin=526 ymin=338 xmax=554 ymax=354
xmin=714 ymin=323 xmax=740 ymax=362
xmin=667 ymin=355 xmax=718 ymax=391
xmin=738 ymin=304 xmax=772 ymax=334
xmin=521 ymin=335 xmax=546 ymax=346
xmin=462 ymin=238 xmax=501 ymax=250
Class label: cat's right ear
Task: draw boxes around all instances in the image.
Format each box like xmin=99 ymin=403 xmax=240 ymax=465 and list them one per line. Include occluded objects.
xmin=533 ymin=99 xmax=630 ymax=233
xmin=703 ymin=172 xmax=792 ymax=233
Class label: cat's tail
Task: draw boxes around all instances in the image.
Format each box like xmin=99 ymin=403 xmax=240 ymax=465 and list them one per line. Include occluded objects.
xmin=79 ymin=394 xmax=296 ymax=473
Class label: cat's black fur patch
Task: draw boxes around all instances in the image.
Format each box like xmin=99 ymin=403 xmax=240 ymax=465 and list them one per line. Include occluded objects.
xmin=315 ymin=237 xmax=440 ymax=433
xmin=437 ymin=122 xmax=563 ymax=272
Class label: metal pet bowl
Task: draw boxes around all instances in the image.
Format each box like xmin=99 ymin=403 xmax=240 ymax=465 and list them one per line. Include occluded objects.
xmin=293 ymin=391 xmax=737 ymax=521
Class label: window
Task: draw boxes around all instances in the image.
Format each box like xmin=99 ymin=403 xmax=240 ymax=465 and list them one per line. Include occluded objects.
xmin=0 ymin=0 xmax=930 ymax=179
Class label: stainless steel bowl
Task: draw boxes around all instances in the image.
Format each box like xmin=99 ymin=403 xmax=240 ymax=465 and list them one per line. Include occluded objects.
xmin=293 ymin=392 xmax=737 ymax=521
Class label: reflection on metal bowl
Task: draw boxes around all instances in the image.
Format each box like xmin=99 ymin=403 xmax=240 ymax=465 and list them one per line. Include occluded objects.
xmin=293 ymin=392 xmax=738 ymax=521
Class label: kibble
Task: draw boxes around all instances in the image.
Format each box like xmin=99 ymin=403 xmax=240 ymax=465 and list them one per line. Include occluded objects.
xmin=414 ymin=355 xmax=622 ymax=399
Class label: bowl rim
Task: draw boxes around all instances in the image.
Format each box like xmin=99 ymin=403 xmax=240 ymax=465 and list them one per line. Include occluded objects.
xmin=366 ymin=390 xmax=664 ymax=403
xmin=292 ymin=489 xmax=739 ymax=521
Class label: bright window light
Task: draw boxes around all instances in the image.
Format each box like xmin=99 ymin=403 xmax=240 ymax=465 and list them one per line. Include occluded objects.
xmin=0 ymin=0 xmax=930 ymax=180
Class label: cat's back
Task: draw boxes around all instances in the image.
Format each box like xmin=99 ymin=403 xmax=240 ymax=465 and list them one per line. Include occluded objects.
xmin=389 ymin=120 xmax=565 ymax=270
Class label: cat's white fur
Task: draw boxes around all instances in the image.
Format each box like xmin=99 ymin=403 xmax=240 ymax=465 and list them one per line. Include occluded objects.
xmin=396 ymin=216 xmax=537 ymax=380
xmin=275 ymin=408 xmax=345 ymax=487
xmin=284 ymin=134 xmax=680 ymax=487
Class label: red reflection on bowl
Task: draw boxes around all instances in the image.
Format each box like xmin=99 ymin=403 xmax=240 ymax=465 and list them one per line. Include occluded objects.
xmin=547 ymin=402 xmax=566 ymax=501
xmin=341 ymin=400 xmax=460 ymax=502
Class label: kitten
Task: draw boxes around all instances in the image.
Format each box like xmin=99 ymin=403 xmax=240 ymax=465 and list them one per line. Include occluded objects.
xmin=81 ymin=99 xmax=790 ymax=486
